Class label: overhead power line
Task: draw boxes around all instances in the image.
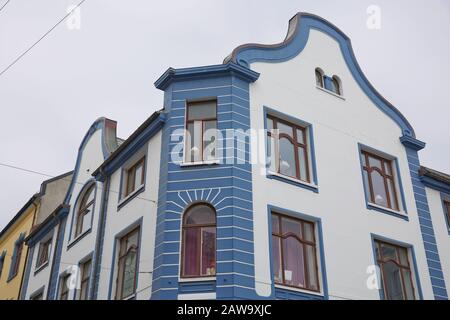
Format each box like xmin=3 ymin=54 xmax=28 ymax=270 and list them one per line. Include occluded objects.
xmin=0 ymin=0 xmax=10 ymax=14
xmin=0 ymin=0 xmax=87 ymax=77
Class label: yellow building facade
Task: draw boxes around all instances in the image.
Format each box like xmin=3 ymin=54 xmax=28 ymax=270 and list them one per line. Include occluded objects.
xmin=0 ymin=195 xmax=38 ymax=300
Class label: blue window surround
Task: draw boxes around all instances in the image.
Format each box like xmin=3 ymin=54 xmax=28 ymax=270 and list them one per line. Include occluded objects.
xmin=34 ymin=231 xmax=54 ymax=275
xmin=67 ymin=179 xmax=97 ymax=249
xmin=107 ymin=217 xmax=143 ymax=300
xmin=55 ymin=270 xmax=72 ymax=300
xmin=117 ymin=152 xmax=148 ymax=211
xmin=0 ymin=250 xmax=6 ymax=279
xmin=267 ymin=205 xmax=328 ymax=300
xmin=7 ymin=232 xmax=26 ymax=282
xmin=357 ymin=143 xmax=408 ymax=221
xmin=440 ymin=193 xmax=450 ymax=235
xmin=369 ymin=233 xmax=423 ymax=300
xmin=263 ymin=106 xmax=319 ymax=193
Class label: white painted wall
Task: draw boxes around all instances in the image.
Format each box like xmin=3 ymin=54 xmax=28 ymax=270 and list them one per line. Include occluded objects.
xmin=96 ymin=130 xmax=161 ymax=300
xmin=426 ymin=187 xmax=450 ymax=290
xmin=249 ymin=29 xmax=434 ymax=299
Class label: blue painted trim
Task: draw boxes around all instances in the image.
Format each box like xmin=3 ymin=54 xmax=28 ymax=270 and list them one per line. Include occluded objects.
xmin=63 ymin=118 xmax=113 ymax=204
xmin=420 ymin=176 xmax=450 ymax=195
xmin=47 ymin=215 xmax=68 ymax=300
xmin=229 ymin=12 xmax=416 ymax=138
xmin=94 ymin=114 xmax=166 ymax=181
xmin=263 ymin=106 xmax=319 ymax=192
xmin=357 ymin=143 xmax=409 ymax=220
xmin=7 ymin=232 xmax=26 ymax=282
xmin=68 ymin=179 xmax=97 ymax=245
xmin=266 ymin=204 xmax=328 ymax=300
xmin=178 ymin=280 xmax=216 ymax=294
xmin=401 ymin=145 xmax=448 ymax=299
xmin=107 ymin=217 xmax=143 ymax=300
xmin=400 ymin=135 xmax=426 ymax=151
xmin=154 ymin=62 xmax=259 ymax=90
xmin=370 ymin=233 xmax=424 ymax=300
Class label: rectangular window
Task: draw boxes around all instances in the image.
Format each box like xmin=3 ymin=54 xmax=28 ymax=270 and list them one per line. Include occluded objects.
xmin=374 ymin=240 xmax=416 ymax=300
xmin=267 ymin=116 xmax=310 ymax=183
xmin=78 ymin=259 xmax=91 ymax=300
xmin=115 ymin=227 xmax=140 ymax=300
xmin=445 ymin=201 xmax=450 ymax=228
xmin=31 ymin=291 xmax=44 ymax=300
xmin=0 ymin=252 xmax=5 ymax=279
xmin=59 ymin=274 xmax=71 ymax=300
xmin=361 ymin=150 xmax=399 ymax=211
xmin=185 ymin=100 xmax=217 ymax=163
xmin=10 ymin=241 xmax=24 ymax=279
xmin=36 ymin=237 xmax=52 ymax=269
xmin=271 ymin=213 xmax=320 ymax=292
xmin=124 ymin=158 xmax=145 ymax=198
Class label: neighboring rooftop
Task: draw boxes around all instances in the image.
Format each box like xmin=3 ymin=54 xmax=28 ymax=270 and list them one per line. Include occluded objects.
xmin=419 ymin=166 xmax=450 ymax=185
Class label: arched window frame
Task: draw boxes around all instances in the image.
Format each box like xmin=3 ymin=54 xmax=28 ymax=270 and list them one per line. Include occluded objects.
xmin=181 ymin=203 xmax=217 ymax=278
xmin=74 ymin=182 xmax=96 ymax=239
xmin=315 ymin=68 xmax=324 ymax=88
xmin=331 ymin=75 xmax=342 ymax=95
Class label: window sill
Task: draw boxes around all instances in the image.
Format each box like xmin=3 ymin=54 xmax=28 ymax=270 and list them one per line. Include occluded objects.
xmin=67 ymin=228 xmax=92 ymax=250
xmin=180 ymin=160 xmax=220 ymax=167
xmin=179 ymin=276 xmax=217 ymax=283
xmin=267 ymin=171 xmax=318 ymax=193
xmin=274 ymin=284 xmax=324 ymax=298
xmin=34 ymin=261 xmax=49 ymax=275
xmin=118 ymin=184 xmax=145 ymax=211
xmin=367 ymin=202 xmax=409 ymax=221
xmin=316 ymin=86 xmax=345 ymax=100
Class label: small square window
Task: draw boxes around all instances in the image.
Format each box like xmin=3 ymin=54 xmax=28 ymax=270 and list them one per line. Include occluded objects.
xmin=123 ymin=157 xmax=145 ymax=198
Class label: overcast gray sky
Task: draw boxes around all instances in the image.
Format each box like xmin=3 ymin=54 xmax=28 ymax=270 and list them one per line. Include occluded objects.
xmin=0 ymin=0 xmax=449 ymax=229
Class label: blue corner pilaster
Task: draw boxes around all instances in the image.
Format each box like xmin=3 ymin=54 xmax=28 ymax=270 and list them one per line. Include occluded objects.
xmin=47 ymin=214 xmax=68 ymax=300
xmin=151 ymin=63 xmax=259 ymax=300
xmin=401 ymin=135 xmax=448 ymax=300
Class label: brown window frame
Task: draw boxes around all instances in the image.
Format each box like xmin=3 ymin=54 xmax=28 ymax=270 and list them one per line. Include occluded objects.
xmin=59 ymin=274 xmax=71 ymax=300
xmin=123 ymin=157 xmax=145 ymax=198
xmin=374 ymin=240 xmax=416 ymax=300
xmin=115 ymin=227 xmax=140 ymax=300
xmin=10 ymin=241 xmax=24 ymax=279
xmin=180 ymin=204 xmax=217 ymax=279
xmin=74 ymin=184 xmax=95 ymax=238
xmin=36 ymin=237 xmax=52 ymax=269
xmin=361 ymin=150 xmax=399 ymax=211
xmin=78 ymin=258 xmax=91 ymax=300
xmin=184 ymin=99 xmax=218 ymax=163
xmin=267 ymin=115 xmax=311 ymax=183
xmin=271 ymin=212 xmax=320 ymax=292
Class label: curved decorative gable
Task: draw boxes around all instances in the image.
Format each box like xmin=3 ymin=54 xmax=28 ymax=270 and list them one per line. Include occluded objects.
xmin=224 ymin=12 xmax=416 ymax=138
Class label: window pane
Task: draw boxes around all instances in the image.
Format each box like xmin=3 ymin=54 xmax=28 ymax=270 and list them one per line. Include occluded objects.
xmin=388 ymin=179 xmax=399 ymax=210
xmin=305 ymin=245 xmax=318 ymax=290
xmin=271 ymin=215 xmax=280 ymax=234
xmin=134 ymin=163 xmax=143 ymax=188
xmin=303 ymin=222 xmax=314 ymax=242
xmin=126 ymin=169 xmax=135 ymax=196
xmin=277 ymin=122 xmax=293 ymax=137
xmin=279 ymin=138 xmax=296 ymax=178
xmin=82 ymin=207 xmax=92 ymax=234
xmin=201 ymin=227 xmax=216 ymax=276
xmin=385 ymin=161 xmax=392 ymax=175
xmin=397 ymin=248 xmax=409 ymax=266
xmin=267 ymin=135 xmax=276 ymax=172
xmin=381 ymin=243 xmax=397 ymax=261
xmin=183 ymin=228 xmax=200 ymax=276
xmin=80 ymin=281 xmax=88 ymax=300
xmin=371 ymin=171 xmax=388 ymax=207
xmin=315 ymin=71 xmax=323 ymax=87
xmin=203 ymin=121 xmax=217 ymax=161
xmin=272 ymin=236 xmax=282 ymax=283
xmin=185 ymin=205 xmax=215 ymax=225
xmin=187 ymin=122 xmax=202 ymax=162
xmin=281 ymin=217 xmax=302 ymax=238
xmin=296 ymin=129 xmax=305 ymax=144
xmin=187 ymin=101 xmax=216 ymax=120
xmin=383 ymin=261 xmax=404 ymax=300
xmin=122 ymin=250 xmax=137 ymax=298
xmin=298 ymin=147 xmax=308 ymax=182
xmin=368 ymin=156 xmax=382 ymax=170
xmin=363 ymin=170 xmax=370 ymax=197
xmin=126 ymin=231 xmax=139 ymax=250
xmin=402 ymin=269 xmax=415 ymax=300
xmin=282 ymin=237 xmax=305 ymax=288
xmin=267 ymin=118 xmax=273 ymax=131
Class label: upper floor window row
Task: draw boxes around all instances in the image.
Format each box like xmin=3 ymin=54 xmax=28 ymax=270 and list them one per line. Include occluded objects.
xmin=123 ymin=157 xmax=145 ymax=199
xmin=315 ymin=68 xmax=342 ymax=96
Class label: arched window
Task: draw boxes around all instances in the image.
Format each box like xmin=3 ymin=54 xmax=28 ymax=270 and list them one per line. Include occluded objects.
xmin=75 ymin=184 xmax=95 ymax=238
xmin=315 ymin=68 xmax=324 ymax=88
xmin=331 ymin=76 xmax=341 ymax=95
xmin=181 ymin=203 xmax=216 ymax=278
